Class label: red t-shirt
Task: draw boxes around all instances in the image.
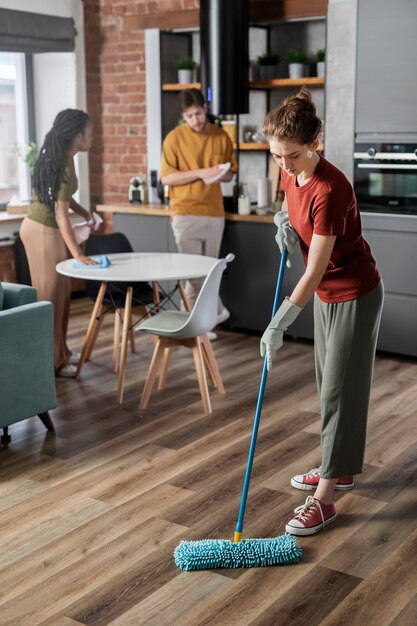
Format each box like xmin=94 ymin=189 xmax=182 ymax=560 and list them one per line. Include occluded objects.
xmin=281 ymin=156 xmax=380 ymax=303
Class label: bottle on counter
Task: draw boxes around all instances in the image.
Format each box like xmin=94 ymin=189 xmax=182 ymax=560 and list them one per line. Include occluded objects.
xmin=163 ymin=184 xmax=170 ymax=205
xmin=238 ymin=184 xmax=251 ymax=215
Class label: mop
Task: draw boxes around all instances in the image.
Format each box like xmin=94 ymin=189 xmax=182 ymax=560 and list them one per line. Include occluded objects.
xmin=174 ymin=250 xmax=302 ymax=570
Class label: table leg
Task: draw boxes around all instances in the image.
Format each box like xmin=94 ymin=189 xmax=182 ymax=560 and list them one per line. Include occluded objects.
xmin=117 ymin=286 xmax=133 ymax=404
xmin=76 ymin=281 xmax=107 ymax=377
xmin=177 ymin=280 xmax=190 ymax=312
xmin=152 ymin=281 xmax=160 ymax=312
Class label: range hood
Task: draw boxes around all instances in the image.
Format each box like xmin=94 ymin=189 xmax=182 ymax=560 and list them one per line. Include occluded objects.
xmin=200 ymin=0 xmax=249 ymax=115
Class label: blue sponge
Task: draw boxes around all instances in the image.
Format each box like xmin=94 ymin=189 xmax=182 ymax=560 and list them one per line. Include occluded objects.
xmin=72 ymin=255 xmax=111 ymax=269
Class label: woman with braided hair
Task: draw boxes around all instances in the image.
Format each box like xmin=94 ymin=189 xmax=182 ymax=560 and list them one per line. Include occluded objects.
xmin=20 ymin=109 xmax=97 ymax=378
xmin=260 ymin=88 xmax=384 ymax=535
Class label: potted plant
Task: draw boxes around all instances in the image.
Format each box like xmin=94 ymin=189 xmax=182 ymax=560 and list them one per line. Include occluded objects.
xmin=175 ymin=57 xmax=197 ymax=84
xmin=287 ymin=49 xmax=308 ymax=79
xmin=257 ymin=52 xmax=280 ymax=80
xmin=316 ymin=48 xmax=326 ymax=77
xmin=13 ymin=141 xmax=38 ymax=176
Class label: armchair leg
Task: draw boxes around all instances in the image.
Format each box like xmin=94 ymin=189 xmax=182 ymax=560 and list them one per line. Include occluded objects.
xmin=1 ymin=427 xmax=11 ymax=444
xmin=38 ymin=412 xmax=55 ymax=432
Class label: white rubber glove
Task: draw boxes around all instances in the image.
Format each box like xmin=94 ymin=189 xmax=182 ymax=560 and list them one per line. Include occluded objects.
xmin=260 ymin=297 xmax=303 ymax=370
xmin=274 ymin=211 xmax=299 ymax=268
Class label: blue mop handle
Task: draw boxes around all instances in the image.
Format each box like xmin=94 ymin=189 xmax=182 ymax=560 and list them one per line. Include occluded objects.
xmin=234 ymin=249 xmax=288 ymax=542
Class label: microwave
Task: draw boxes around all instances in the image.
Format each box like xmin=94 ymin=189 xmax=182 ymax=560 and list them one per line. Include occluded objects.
xmin=354 ymin=142 xmax=417 ymax=214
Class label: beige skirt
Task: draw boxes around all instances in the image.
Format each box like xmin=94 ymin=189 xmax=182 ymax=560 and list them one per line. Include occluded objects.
xmin=20 ymin=217 xmax=72 ymax=371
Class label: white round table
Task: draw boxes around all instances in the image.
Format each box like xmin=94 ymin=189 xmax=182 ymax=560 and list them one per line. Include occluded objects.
xmin=56 ymin=252 xmax=219 ymax=403
xmin=56 ymin=252 xmax=218 ymax=283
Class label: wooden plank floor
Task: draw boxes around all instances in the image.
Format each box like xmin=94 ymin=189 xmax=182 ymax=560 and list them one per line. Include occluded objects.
xmin=1 ymin=297 xmax=417 ymax=626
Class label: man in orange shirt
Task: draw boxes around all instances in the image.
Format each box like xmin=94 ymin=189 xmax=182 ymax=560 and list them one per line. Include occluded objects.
xmin=160 ymin=89 xmax=237 ymax=329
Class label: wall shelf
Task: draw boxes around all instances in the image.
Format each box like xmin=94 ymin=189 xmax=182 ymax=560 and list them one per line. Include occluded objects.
xmin=250 ymin=77 xmax=325 ymax=89
xmin=236 ymin=143 xmax=269 ymax=151
xmin=162 ymin=77 xmax=325 ymax=91
xmin=162 ymin=82 xmax=201 ymax=91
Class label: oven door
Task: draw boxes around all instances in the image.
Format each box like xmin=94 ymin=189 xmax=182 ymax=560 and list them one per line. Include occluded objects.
xmin=354 ymin=158 xmax=417 ymax=214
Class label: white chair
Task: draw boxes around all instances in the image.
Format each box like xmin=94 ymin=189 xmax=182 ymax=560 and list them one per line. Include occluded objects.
xmin=136 ymin=253 xmax=234 ymax=413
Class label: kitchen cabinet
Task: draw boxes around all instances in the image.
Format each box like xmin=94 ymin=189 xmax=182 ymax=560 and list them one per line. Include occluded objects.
xmin=361 ymin=212 xmax=417 ymax=357
xmin=356 ymin=0 xmax=417 ymax=138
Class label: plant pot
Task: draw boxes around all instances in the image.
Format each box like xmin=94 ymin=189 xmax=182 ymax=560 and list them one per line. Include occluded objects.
xmin=177 ymin=69 xmax=193 ymax=84
xmin=288 ymin=63 xmax=306 ymax=79
xmin=259 ymin=65 xmax=276 ymax=81
xmin=316 ymin=61 xmax=325 ymax=77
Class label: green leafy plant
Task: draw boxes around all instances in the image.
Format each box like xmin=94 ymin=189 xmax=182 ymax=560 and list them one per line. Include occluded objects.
xmin=175 ymin=57 xmax=197 ymax=71
xmin=13 ymin=141 xmax=38 ymax=176
xmin=257 ymin=52 xmax=280 ymax=66
xmin=316 ymin=48 xmax=326 ymax=62
xmin=286 ymin=49 xmax=308 ymax=64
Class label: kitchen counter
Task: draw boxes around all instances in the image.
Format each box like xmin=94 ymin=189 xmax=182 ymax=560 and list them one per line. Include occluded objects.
xmin=96 ymin=203 xmax=275 ymax=223
xmin=0 ymin=212 xmax=27 ymax=243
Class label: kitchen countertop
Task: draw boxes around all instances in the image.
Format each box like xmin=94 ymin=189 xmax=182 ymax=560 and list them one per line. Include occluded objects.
xmin=96 ymin=203 xmax=275 ymax=223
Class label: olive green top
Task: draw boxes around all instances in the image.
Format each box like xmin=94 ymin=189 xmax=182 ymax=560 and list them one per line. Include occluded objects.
xmin=27 ymin=156 xmax=78 ymax=228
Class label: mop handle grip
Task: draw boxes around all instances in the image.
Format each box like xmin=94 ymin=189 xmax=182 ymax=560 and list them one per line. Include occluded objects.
xmin=234 ymin=250 xmax=288 ymax=539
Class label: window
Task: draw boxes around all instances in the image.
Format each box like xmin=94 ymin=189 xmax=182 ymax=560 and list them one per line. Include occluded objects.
xmin=0 ymin=51 xmax=31 ymax=205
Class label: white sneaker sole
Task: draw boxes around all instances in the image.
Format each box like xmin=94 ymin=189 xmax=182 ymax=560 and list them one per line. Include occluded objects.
xmin=285 ymin=512 xmax=337 ymax=536
xmin=290 ymin=478 xmax=354 ymax=491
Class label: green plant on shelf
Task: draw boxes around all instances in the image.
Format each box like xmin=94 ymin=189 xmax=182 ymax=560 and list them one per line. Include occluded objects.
xmin=175 ymin=57 xmax=197 ymax=71
xmin=13 ymin=141 xmax=38 ymax=176
xmin=286 ymin=49 xmax=308 ymax=64
xmin=316 ymin=49 xmax=326 ymax=62
xmin=257 ymin=52 xmax=280 ymax=66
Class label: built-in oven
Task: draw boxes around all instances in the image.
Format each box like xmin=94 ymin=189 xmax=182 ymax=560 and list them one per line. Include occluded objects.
xmin=354 ymin=143 xmax=417 ymax=214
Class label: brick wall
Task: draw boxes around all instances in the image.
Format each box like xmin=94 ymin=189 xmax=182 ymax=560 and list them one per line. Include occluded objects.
xmin=0 ymin=245 xmax=16 ymax=282
xmin=83 ymin=0 xmax=200 ymax=231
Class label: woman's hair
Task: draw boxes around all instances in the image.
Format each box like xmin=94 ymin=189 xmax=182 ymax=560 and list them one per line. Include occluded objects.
xmin=32 ymin=108 xmax=90 ymax=211
xmin=178 ymin=88 xmax=206 ymax=113
xmin=262 ymin=87 xmax=322 ymax=145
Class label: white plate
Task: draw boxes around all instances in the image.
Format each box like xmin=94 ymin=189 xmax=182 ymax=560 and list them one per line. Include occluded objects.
xmin=203 ymin=162 xmax=231 ymax=185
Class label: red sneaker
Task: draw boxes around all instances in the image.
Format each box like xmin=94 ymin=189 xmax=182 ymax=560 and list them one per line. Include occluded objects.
xmin=291 ymin=467 xmax=354 ymax=491
xmin=285 ymin=496 xmax=337 ymax=536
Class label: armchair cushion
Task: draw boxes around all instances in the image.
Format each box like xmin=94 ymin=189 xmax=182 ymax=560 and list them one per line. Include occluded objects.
xmin=0 ymin=284 xmax=56 ymax=428
xmin=2 ymin=282 xmax=37 ymax=309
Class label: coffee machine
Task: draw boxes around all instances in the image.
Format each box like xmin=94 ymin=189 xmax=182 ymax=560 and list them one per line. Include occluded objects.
xmin=129 ymin=176 xmax=148 ymax=204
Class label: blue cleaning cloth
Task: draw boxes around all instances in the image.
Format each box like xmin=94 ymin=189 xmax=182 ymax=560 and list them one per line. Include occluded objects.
xmin=72 ymin=255 xmax=111 ymax=269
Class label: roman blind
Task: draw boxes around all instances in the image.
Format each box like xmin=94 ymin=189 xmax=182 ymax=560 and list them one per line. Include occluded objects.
xmin=0 ymin=8 xmax=77 ymax=53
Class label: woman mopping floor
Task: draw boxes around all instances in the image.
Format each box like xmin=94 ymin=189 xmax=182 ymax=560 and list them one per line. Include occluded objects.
xmin=260 ymin=87 xmax=384 ymax=536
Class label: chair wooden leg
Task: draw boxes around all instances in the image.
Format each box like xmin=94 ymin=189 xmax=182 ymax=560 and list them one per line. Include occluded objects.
xmin=200 ymin=335 xmax=225 ymax=395
xmin=118 ymin=287 xmax=133 ymax=404
xmin=139 ymin=338 xmax=165 ymax=409
xmin=112 ymin=309 xmax=122 ymax=372
xmin=158 ymin=347 xmax=171 ymax=390
xmin=192 ymin=339 xmax=212 ymax=414
xmin=1 ymin=427 xmax=11 ymax=444
xmin=129 ymin=310 xmax=136 ymax=353
xmin=77 ymin=281 xmax=107 ymax=376
xmin=200 ymin=339 xmax=217 ymax=388
xmin=38 ymin=411 xmax=55 ymax=432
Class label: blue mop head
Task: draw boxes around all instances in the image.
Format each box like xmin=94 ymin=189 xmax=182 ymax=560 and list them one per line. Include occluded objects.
xmin=174 ymin=535 xmax=302 ymax=571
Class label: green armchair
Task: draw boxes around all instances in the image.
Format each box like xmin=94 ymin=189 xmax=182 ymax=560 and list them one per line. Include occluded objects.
xmin=0 ymin=282 xmax=56 ymax=443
